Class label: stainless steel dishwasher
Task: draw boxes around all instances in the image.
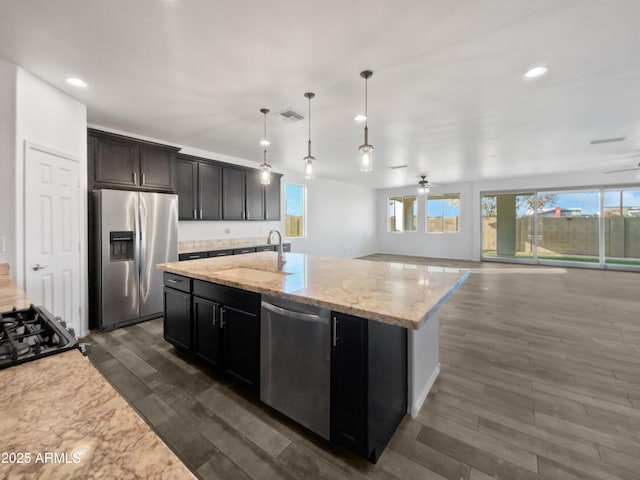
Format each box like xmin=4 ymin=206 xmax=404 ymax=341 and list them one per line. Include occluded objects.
xmin=260 ymin=296 xmax=331 ymax=440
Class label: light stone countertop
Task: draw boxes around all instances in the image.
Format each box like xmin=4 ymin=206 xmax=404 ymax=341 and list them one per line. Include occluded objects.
xmin=158 ymin=252 xmax=469 ymax=329
xmin=0 ymin=350 xmax=195 ymax=480
xmin=179 ymin=237 xmax=290 ymax=254
xmin=0 ymin=263 xmax=32 ymax=312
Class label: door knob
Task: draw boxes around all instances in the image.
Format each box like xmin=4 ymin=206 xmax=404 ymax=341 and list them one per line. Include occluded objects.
xmin=32 ymin=264 xmax=49 ymax=271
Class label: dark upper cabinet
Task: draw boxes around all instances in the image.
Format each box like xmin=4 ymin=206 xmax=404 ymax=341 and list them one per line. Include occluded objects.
xmin=193 ymin=296 xmax=222 ymax=368
xmin=139 ymin=145 xmax=174 ymax=191
xmin=93 ymin=134 xmax=139 ymax=188
xmin=175 ymin=157 xmax=198 ymax=220
xmin=265 ymin=174 xmax=282 ymax=220
xmin=88 ymin=129 xmax=179 ymax=192
xmin=331 ymin=312 xmax=407 ymax=464
xmin=175 ymin=155 xmax=222 ymax=221
xmin=198 ymin=162 xmax=222 ymax=220
xmin=222 ymin=167 xmax=246 ymax=220
xmin=245 ymin=169 xmax=265 ymax=220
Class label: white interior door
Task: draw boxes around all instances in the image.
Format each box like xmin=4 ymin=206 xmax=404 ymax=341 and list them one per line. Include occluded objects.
xmin=24 ymin=142 xmax=81 ymax=335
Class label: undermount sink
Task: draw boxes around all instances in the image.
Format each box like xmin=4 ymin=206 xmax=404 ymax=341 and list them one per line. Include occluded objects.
xmin=216 ymin=267 xmax=292 ymax=282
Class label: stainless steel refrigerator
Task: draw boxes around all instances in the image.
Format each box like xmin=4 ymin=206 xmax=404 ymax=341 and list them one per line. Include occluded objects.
xmin=93 ymin=189 xmax=178 ymax=331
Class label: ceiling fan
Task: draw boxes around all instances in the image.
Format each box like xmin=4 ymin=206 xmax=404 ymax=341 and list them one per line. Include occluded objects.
xmin=605 ymin=161 xmax=640 ymax=174
xmin=604 ymin=152 xmax=640 ymax=173
xmin=417 ymin=175 xmax=438 ymax=194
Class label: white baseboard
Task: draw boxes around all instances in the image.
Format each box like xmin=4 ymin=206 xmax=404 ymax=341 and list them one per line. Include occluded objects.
xmin=409 ymin=363 xmax=440 ymax=417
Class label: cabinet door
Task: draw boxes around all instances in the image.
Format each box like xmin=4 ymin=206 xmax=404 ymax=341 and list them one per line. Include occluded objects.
xmin=245 ymin=169 xmax=265 ymax=220
xmin=175 ymin=158 xmax=198 ymax=220
xmin=222 ymin=167 xmax=246 ymax=220
xmin=221 ymin=305 xmax=260 ymax=393
xmin=265 ymin=174 xmax=281 ymax=220
xmin=193 ymin=296 xmax=222 ymax=368
xmin=199 ymin=162 xmax=222 ymax=220
xmin=94 ymin=135 xmax=139 ymax=187
xmin=163 ymin=287 xmax=191 ymax=351
xmin=140 ymin=145 xmax=174 ymax=191
xmin=330 ymin=312 xmax=368 ymax=456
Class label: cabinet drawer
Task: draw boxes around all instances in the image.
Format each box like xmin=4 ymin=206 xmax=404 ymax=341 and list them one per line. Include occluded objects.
xmin=255 ymin=245 xmax=276 ymax=252
xmin=233 ymin=247 xmax=257 ymax=255
xmin=209 ymin=249 xmax=234 ymax=257
xmin=193 ymin=280 xmax=260 ymax=314
xmin=179 ymin=252 xmax=209 ymax=261
xmin=163 ymin=272 xmax=192 ymax=293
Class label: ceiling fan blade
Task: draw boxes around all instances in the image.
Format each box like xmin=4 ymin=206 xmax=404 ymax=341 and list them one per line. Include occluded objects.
xmin=605 ymin=167 xmax=640 ymax=174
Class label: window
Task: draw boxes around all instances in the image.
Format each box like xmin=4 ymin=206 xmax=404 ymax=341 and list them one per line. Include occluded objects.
xmin=426 ymin=194 xmax=460 ymax=233
xmin=285 ymin=183 xmax=306 ymax=237
xmin=389 ymin=196 xmax=417 ymax=232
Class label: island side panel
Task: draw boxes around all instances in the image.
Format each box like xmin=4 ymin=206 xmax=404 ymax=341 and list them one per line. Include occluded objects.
xmin=408 ymin=312 xmax=440 ymax=417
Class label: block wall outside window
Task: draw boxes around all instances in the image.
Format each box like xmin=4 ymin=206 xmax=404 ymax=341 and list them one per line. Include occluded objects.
xmin=426 ymin=194 xmax=460 ymax=233
xmin=285 ymin=183 xmax=306 ymax=237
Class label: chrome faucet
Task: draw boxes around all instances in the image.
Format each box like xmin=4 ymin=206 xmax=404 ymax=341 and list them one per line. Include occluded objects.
xmin=267 ymin=229 xmax=286 ymax=270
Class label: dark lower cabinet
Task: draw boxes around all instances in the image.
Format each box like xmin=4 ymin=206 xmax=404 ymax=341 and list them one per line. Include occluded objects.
xmin=163 ymin=278 xmax=260 ymax=395
xmin=193 ymin=296 xmax=222 ymax=368
xmin=163 ymin=286 xmax=191 ymax=351
xmin=221 ymin=305 xmax=260 ymax=392
xmin=330 ymin=312 xmax=407 ymax=463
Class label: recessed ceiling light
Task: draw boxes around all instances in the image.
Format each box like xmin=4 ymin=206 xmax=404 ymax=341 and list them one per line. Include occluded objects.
xmin=524 ymin=66 xmax=548 ymax=79
xmin=354 ymin=114 xmax=366 ymax=122
xmin=66 ymin=77 xmax=88 ymax=88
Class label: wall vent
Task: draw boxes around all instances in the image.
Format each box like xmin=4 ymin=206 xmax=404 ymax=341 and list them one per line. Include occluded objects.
xmin=279 ymin=109 xmax=305 ymax=122
xmin=388 ymin=164 xmax=408 ymax=170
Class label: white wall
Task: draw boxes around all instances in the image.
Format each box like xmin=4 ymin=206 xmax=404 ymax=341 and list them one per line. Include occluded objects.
xmin=376 ymin=181 xmax=475 ymax=260
xmin=283 ymin=169 xmax=377 ymax=258
xmin=90 ymin=125 xmax=378 ymax=258
xmin=0 ymin=60 xmax=17 ymax=267
xmin=15 ymin=68 xmax=88 ymax=331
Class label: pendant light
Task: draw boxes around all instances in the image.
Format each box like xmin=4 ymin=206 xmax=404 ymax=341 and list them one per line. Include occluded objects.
xmin=358 ymin=70 xmax=374 ymax=172
xmin=303 ymin=92 xmax=316 ymax=179
xmin=259 ymin=108 xmax=271 ymax=185
xmin=418 ymin=175 xmax=429 ymax=195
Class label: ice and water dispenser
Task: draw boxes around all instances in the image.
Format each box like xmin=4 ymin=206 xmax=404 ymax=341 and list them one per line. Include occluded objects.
xmin=109 ymin=231 xmax=134 ymax=261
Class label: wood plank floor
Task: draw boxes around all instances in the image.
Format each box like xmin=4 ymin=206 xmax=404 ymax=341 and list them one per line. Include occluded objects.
xmin=83 ymin=255 xmax=640 ymax=480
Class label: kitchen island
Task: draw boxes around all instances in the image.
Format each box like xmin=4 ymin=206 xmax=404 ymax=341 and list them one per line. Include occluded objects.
xmin=158 ymin=251 xmax=468 ymax=462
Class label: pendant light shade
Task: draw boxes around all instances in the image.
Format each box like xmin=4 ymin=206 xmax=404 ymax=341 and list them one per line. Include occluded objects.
xmin=259 ymin=108 xmax=271 ymax=185
xmin=359 ymin=70 xmax=374 ymax=172
xmin=303 ymin=92 xmax=316 ymax=179
xmin=418 ymin=175 xmax=429 ymax=195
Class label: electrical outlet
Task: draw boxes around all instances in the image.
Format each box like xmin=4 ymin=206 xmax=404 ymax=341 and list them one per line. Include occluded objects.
xmin=225 ymin=228 xmax=231 ymax=234
xmin=0 ymin=236 xmax=5 ymax=253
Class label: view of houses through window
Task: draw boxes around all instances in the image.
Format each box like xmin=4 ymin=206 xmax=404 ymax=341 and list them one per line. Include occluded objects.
xmin=482 ymin=187 xmax=640 ymax=267
xmin=285 ymin=183 xmax=306 ymax=237
xmin=426 ymin=194 xmax=460 ymax=233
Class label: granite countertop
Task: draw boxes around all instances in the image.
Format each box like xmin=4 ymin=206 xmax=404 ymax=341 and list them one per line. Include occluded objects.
xmin=0 ymin=350 xmax=195 ymax=479
xmin=179 ymin=237 xmax=290 ymax=254
xmin=158 ymin=252 xmax=469 ymax=329
xmin=0 ymin=263 xmax=31 ymax=312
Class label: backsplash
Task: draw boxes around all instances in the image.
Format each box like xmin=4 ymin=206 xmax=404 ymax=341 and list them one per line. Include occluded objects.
xmin=178 ymin=236 xmax=288 ymax=254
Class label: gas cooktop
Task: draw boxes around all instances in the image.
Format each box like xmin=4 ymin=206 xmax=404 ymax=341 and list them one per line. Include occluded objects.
xmin=0 ymin=305 xmax=79 ymax=369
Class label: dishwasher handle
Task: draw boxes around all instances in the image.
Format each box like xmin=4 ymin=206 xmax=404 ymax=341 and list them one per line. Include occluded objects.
xmin=261 ymin=301 xmax=328 ymax=323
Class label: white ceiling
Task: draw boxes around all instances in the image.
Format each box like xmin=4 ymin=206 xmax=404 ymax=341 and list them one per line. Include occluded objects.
xmin=1 ymin=0 xmax=640 ymax=188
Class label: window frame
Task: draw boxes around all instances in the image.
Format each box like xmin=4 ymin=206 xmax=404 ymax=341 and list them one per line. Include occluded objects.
xmin=388 ymin=195 xmax=418 ymax=233
xmin=284 ymin=182 xmax=307 ymax=239
xmin=425 ymin=193 xmax=461 ymax=234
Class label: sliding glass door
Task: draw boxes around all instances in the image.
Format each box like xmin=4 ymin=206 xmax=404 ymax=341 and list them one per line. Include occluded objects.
xmin=482 ymin=193 xmax=534 ymax=259
xmin=604 ymin=188 xmax=640 ymax=266
xmin=536 ymin=190 xmax=599 ymax=264
xmin=481 ymin=186 xmax=640 ymax=269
